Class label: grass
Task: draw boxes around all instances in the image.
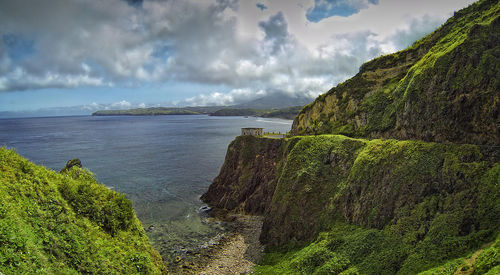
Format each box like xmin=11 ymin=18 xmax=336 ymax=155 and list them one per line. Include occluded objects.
xmin=256 ymin=225 xmax=499 ymax=274
xmin=254 ymin=134 xmax=499 ymax=274
xmin=0 ymin=148 xmax=165 ymax=274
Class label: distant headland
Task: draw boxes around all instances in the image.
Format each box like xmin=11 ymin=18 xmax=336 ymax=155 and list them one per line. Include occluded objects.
xmin=92 ymin=105 xmax=302 ymax=120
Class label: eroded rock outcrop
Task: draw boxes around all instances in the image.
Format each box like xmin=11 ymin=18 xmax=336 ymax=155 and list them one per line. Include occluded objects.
xmin=60 ymin=158 xmax=82 ymax=173
xmin=201 ymin=136 xmax=284 ymax=214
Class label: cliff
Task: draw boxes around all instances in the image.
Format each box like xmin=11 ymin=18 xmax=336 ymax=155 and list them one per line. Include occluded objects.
xmin=201 ymin=136 xmax=285 ymax=214
xmin=201 ymin=1 xmax=500 ymax=273
xmin=261 ymin=136 xmax=500 ymax=247
xmin=292 ymin=0 xmax=500 ymax=146
xmin=204 ymin=135 xmax=499 ymax=274
xmin=0 ymin=148 xmax=165 ymax=274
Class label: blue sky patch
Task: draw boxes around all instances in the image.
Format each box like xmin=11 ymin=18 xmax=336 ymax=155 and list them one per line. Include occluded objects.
xmin=152 ymin=43 xmax=175 ymax=59
xmin=2 ymin=34 xmax=35 ymax=62
xmin=306 ymin=0 xmax=379 ymax=22
xmin=256 ymin=3 xmax=268 ymax=11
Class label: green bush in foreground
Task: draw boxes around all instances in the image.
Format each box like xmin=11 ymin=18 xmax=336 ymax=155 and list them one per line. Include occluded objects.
xmin=0 ymin=148 xmax=165 ymax=274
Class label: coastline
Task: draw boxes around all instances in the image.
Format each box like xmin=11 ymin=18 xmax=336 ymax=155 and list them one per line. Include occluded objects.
xmin=163 ymin=213 xmax=265 ymax=274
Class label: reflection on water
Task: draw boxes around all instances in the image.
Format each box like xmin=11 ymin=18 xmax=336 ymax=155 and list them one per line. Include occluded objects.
xmin=0 ymin=114 xmax=292 ymax=264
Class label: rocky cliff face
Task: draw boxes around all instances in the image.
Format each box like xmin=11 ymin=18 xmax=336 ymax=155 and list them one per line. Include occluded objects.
xmin=201 ymin=136 xmax=285 ymax=214
xmin=292 ymin=0 xmax=500 ymax=146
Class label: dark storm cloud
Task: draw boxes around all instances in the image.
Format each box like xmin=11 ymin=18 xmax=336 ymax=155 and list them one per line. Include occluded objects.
xmin=125 ymin=0 xmax=143 ymax=8
xmin=0 ymin=0 xmax=139 ymax=90
xmin=259 ymin=12 xmax=291 ymax=55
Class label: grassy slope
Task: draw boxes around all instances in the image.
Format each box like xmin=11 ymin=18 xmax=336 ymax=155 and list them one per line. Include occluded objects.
xmin=292 ymin=0 xmax=500 ymax=145
xmin=256 ymin=225 xmax=499 ymax=275
xmin=255 ymin=135 xmax=499 ymax=274
xmin=0 ymin=148 xmax=165 ymax=274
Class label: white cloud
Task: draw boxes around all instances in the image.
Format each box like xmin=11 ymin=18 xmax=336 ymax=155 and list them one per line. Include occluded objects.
xmin=0 ymin=0 xmax=476 ymax=105
xmin=185 ymin=88 xmax=265 ymax=106
xmin=81 ymin=100 xmax=152 ymax=111
xmin=111 ymin=100 xmax=132 ymax=109
xmin=0 ymin=67 xmax=107 ymax=91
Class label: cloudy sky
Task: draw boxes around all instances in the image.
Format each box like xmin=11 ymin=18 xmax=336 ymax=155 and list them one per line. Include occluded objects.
xmin=0 ymin=0 xmax=475 ymax=115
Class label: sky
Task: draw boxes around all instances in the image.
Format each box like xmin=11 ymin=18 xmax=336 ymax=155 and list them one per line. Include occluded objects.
xmin=0 ymin=0 xmax=476 ymax=116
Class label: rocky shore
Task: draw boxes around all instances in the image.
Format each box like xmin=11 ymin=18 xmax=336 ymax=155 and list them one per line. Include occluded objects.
xmin=146 ymin=211 xmax=264 ymax=274
xmin=197 ymin=214 xmax=264 ymax=275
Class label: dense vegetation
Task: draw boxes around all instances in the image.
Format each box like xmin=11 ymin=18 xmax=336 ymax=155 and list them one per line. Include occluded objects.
xmin=258 ymin=135 xmax=499 ymax=274
xmin=292 ymin=0 xmax=500 ymax=146
xmin=256 ymin=222 xmax=499 ymax=274
xmin=206 ymin=135 xmax=499 ymax=274
xmin=0 ymin=148 xmax=165 ymax=274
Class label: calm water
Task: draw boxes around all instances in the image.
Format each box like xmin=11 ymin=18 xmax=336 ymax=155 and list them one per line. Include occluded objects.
xmin=0 ymin=115 xmax=292 ymax=224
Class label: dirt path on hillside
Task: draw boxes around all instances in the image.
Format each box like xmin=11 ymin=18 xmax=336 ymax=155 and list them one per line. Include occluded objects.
xmin=453 ymin=242 xmax=493 ymax=275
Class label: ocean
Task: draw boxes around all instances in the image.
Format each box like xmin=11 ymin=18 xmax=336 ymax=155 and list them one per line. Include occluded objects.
xmin=0 ymin=114 xmax=292 ymax=262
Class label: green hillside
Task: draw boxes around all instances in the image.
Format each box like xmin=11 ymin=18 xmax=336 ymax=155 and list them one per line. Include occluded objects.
xmin=258 ymin=135 xmax=499 ymax=274
xmin=0 ymin=148 xmax=165 ymax=274
xmin=292 ymin=0 xmax=500 ymax=146
xmin=204 ymin=134 xmax=499 ymax=274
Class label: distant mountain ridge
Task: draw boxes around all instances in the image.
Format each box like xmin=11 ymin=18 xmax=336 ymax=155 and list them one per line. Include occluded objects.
xmin=92 ymin=93 xmax=312 ymax=119
xmin=232 ymin=92 xmax=312 ymax=109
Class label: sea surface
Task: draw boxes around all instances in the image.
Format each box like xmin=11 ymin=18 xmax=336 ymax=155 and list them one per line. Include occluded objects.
xmin=0 ymin=114 xmax=292 ymax=262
